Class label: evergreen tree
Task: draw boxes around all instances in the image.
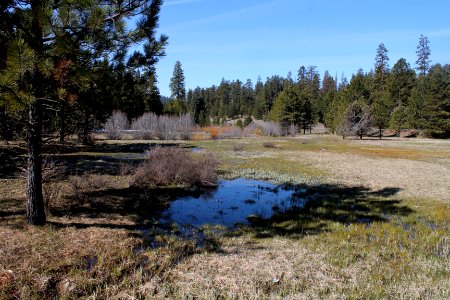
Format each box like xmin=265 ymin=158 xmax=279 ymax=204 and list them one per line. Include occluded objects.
xmin=253 ymin=76 xmax=266 ymax=118
xmin=264 ymin=75 xmax=284 ymax=113
xmin=268 ymin=84 xmax=305 ymax=130
xmin=322 ymin=71 xmax=337 ymax=128
xmin=416 ymin=35 xmax=431 ymax=76
xmin=387 ymin=58 xmax=416 ymax=131
xmin=145 ymin=71 xmax=163 ymax=114
xmin=371 ymin=43 xmax=392 ymax=138
xmin=305 ymin=66 xmax=321 ymax=132
xmin=420 ymin=64 xmax=450 ymax=137
xmin=169 ymin=60 xmax=186 ymax=102
xmin=0 ymin=0 xmax=167 ymax=225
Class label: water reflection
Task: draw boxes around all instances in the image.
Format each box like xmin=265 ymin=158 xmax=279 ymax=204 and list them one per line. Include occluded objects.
xmin=160 ymin=178 xmax=307 ymax=229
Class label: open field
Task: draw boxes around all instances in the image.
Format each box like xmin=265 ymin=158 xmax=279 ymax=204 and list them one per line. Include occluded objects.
xmin=1 ymin=135 xmax=449 ymax=299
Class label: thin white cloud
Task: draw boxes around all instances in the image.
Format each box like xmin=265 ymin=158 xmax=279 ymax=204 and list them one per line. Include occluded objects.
xmin=164 ymin=0 xmax=204 ymax=6
xmin=163 ymin=0 xmax=293 ymax=30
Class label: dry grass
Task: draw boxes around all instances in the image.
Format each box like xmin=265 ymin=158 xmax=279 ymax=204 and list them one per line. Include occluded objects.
xmin=159 ymin=236 xmax=341 ymax=299
xmin=196 ymin=135 xmax=450 ymax=201
xmin=1 ymin=136 xmax=449 ymax=299
xmin=288 ymin=150 xmax=450 ymax=201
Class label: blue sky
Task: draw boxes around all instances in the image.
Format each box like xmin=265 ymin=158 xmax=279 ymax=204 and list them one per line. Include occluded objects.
xmin=153 ymin=0 xmax=450 ymax=96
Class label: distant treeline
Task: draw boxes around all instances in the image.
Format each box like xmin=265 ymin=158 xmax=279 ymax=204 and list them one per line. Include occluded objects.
xmin=1 ymin=37 xmax=448 ymax=141
xmin=178 ymin=40 xmax=448 ymax=138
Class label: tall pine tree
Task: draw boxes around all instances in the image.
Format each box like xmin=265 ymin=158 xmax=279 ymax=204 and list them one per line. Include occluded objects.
xmin=0 ymin=0 xmax=167 ymax=225
xmin=416 ymin=35 xmax=431 ymax=76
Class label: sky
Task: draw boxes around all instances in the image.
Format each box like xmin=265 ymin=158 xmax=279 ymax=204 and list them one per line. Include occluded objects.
xmin=152 ymin=0 xmax=450 ymax=97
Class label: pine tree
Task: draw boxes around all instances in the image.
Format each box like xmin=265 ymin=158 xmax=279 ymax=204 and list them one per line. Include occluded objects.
xmin=268 ymin=84 xmax=305 ymax=130
xmin=387 ymin=58 xmax=416 ymax=132
xmin=0 ymin=0 xmax=167 ymax=225
xmin=253 ymin=76 xmax=266 ymax=118
xmin=415 ymin=35 xmax=431 ymax=76
xmin=169 ymin=61 xmax=186 ymax=102
xmin=371 ymin=43 xmax=392 ymax=138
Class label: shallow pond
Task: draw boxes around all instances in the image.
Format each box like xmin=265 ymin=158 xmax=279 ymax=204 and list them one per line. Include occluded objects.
xmin=159 ymin=178 xmax=307 ymax=229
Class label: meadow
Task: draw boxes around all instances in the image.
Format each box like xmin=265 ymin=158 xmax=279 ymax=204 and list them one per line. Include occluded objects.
xmin=0 ymin=134 xmax=449 ymax=299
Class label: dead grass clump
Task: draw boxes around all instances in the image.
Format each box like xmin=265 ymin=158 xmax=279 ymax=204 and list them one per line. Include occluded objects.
xmin=119 ymin=162 xmax=134 ymax=176
xmin=68 ymin=173 xmax=108 ymax=205
xmin=131 ymin=146 xmax=218 ymax=187
xmin=22 ymin=159 xmax=66 ymax=213
xmin=233 ymin=143 xmax=245 ymax=152
xmin=262 ymin=142 xmax=276 ymax=148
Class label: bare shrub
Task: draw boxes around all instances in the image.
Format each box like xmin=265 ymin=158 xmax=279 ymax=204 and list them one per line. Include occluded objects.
xmin=42 ymin=182 xmax=63 ymax=214
xmin=131 ymin=113 xmax=194 ymax=140
xmin=259 ymin=121 xmax=283 ymax=136
xmin=68 ymin=173 xmax=108 ymax=205
xmin=156 ymin=115 xmax=177 ymax=140
xmin=131 ymin=146 xmax=218 ymax=187
xmin=243 ymin=123 xmax=258 ymax=137
xmin=338 ymin=101 xmax=373 ymax=139
xmin=104 ymin=110 xmax=129 ymax=140
xmin=131 ymin=112 xmax=158 ymax=140
xmin=119 ymin=162 xmax=134 ymax=176
xmin=177 ymin=113 xmax=194 ymax=140
xmin=287 ymin=123 xmax=298 ymax=136
xmin=219 ymin=126 xmax=242 ymax=139
xmin=42 ymin=159 xmax=66 ymax=183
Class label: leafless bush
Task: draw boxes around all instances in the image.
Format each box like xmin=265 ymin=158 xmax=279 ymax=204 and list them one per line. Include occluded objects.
xmin=177 ymin=113 xmax=194 ymax=140
xmin=155 ymin=115 xmax=177 ymax=140
xmin=42 ymin=182 xmax=63 ymax=214
xmin=338 ymin=101 xmax=373 ymax=139
xmin=42 ymin=159 xmax=66 ymax=212
xmin=287 ymin=123 xmax=298 ymax=136
xmin=131 ymin=146 xmax=218 ymax=187
xmin=242 ymin=123 xmax=258 ymax=137
xmin=104 ymin=110 xmax=129 ymax=140
xmin=68 ymin=173 xmax=108 ymax=205
xmin=130 ymin=113 xmax=194 ymax=140
xmin=119 ymin=162 xmax=135 ymax=176
xmin=42 ymin=159 xmax=66 ymax=183
xmin=259 ymin=121 xmax=283 ymax=136
xmin=131 ymin=112 xmax=158 ymax=140
xmin=219 ymin=126 xmax=242 ymax=139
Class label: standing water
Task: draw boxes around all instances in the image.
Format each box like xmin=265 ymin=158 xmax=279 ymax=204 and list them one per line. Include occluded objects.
xmin=159 ymin=178 xmax=307 ymax=229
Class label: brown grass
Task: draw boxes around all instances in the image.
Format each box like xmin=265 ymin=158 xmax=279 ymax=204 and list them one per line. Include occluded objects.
xmin=1 ymin=136 xmax=449 ymax=299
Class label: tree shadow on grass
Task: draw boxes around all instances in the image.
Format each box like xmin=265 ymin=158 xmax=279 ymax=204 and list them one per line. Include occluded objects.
xmin=240 ymin=184 xmax=411 ymax=239
xmin=0 ymin=198 xmax=26 ymax=218
xmin=45 ymin=178 xmax=412 ymax=243
xmin=47 ymin=186 xmax=208 ymax=232
xmin=49 ymin=142 xmax=194 ymax=176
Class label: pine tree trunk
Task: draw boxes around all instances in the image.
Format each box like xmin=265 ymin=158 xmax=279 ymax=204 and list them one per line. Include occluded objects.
xmin=379 ymin=126 xmax=382 ymax=139
xmin=26 ymin=100 xmax=46 ymax=225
